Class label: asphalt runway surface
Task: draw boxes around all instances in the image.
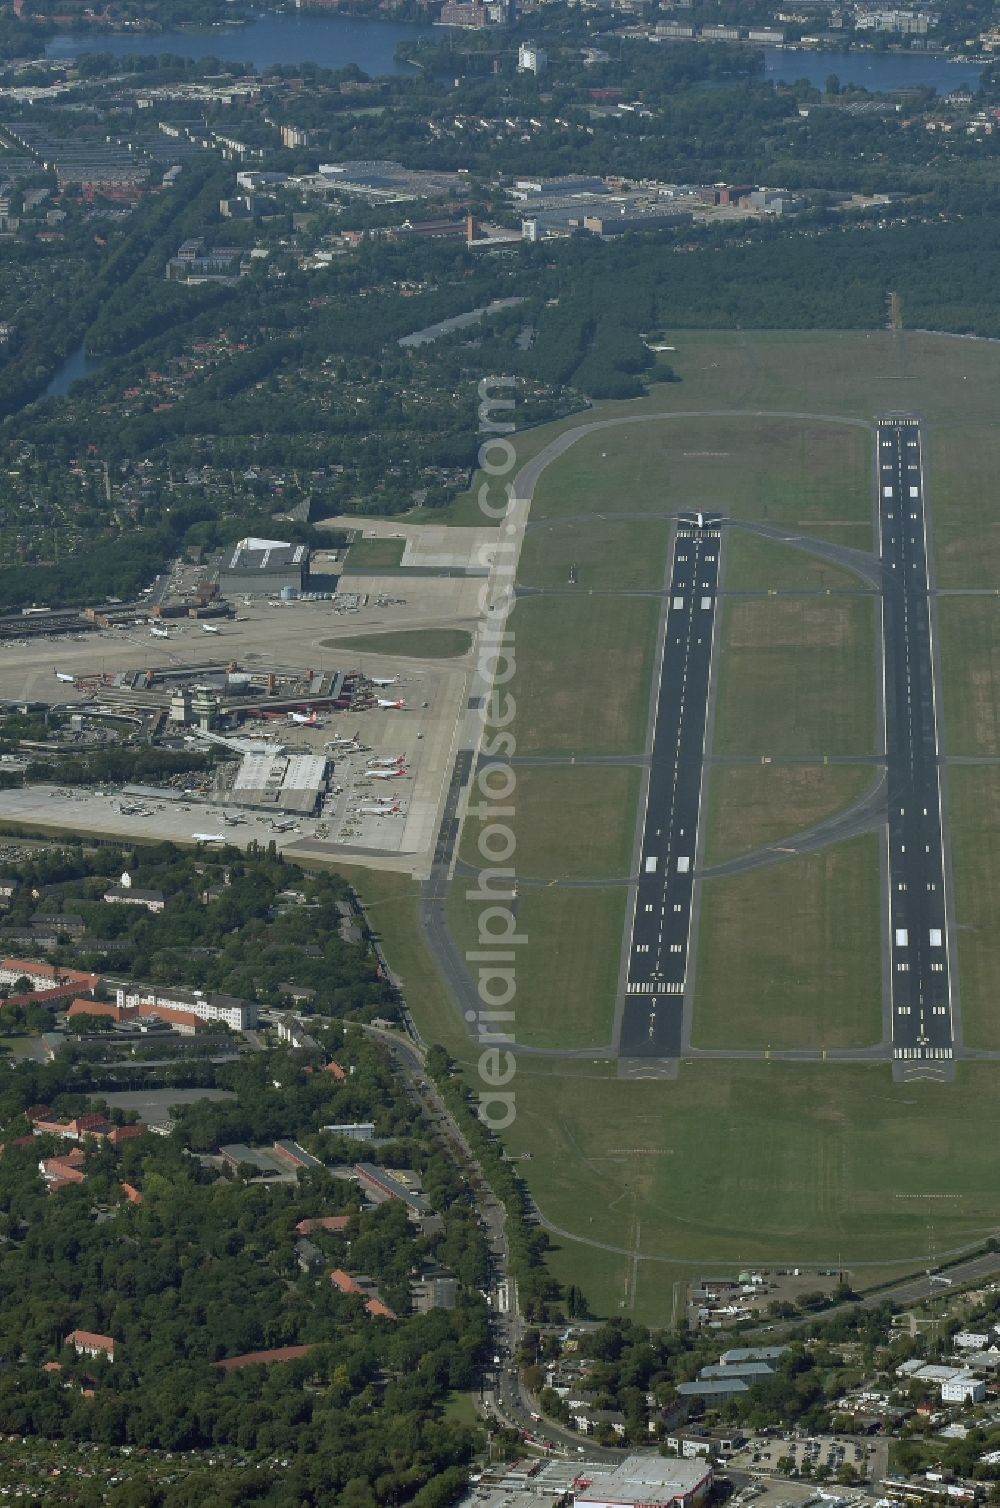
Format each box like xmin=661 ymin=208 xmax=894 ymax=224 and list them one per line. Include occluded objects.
xmin=878 ymin=418 xmax=955 ymax=1068
xmin=618 ymin=523 xmax=721 ymax=1057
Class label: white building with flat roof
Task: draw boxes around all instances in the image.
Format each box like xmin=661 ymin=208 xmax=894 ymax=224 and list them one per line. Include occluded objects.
xmin=576 ymin=1457 xmax=712 ymax=1508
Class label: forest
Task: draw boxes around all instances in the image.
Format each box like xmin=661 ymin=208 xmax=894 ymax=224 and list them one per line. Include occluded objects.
xmin=0 ymin=1029 xmax=488 ymax=1506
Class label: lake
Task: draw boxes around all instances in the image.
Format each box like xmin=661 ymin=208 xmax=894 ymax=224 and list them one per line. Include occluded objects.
xmin=45 ymin=11 xmax=434 ymax=76
xmin=44 ymin=342 xmax=103 ymax=398
xmin=763 ymin=44 xmax=984 ymax=94
xmin=45 ymin=12 xmax=986 ymax=93
xmin=44 ymin=342 xmax=102 ymax=399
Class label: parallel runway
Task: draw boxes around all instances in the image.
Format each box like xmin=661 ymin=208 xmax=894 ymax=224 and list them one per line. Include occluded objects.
xmin=878 ymin=417 xmax=955 ymax=1068
xmin=618 ymin=523 xmax=721 ymax=1057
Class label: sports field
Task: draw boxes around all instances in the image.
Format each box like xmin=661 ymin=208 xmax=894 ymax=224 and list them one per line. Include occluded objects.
xmin=370 ymin=329 xmax=1000 ymax=1318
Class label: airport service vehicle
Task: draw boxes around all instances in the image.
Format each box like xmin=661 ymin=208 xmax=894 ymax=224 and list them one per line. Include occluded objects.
xmin=54 ymin=671 xmax=75 ymax=684
xmin=150 ymin=625 xmax=170 ymax=639
xmin=202 ymin=623 xmax=220 ymax=634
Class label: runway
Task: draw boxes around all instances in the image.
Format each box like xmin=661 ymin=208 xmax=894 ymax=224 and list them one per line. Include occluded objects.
xmin=618 ymin=522 xmax=721 ymax=1057
xmin=878 ymin=417 xmax=955 ymax=1071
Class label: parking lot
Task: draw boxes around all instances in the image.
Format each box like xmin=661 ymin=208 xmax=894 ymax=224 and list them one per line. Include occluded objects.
xmin=729 ymin=1433 xmax=878 ymax=1480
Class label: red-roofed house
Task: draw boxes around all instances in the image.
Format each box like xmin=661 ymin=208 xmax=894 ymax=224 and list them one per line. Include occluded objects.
xmin=121 ymin=1182 xmax=143 ymax=1205
xmin=0 ymin=959 xmax=99 ymax=995
xmin=325 ymin=1060 xmax=347 ymax=1081
xmin=365 ymin=1298 xmax=398 ymax=1321
xmin=330 ymin=1268 xmax=364 ymax=1295
xmin=213 ymin=1345 xmax=315 ymax=1373
xmin=65 ymin=1330 xmax=115 ymax=1362
xmin=295 ymin=1215 xmax=351 ymax=1235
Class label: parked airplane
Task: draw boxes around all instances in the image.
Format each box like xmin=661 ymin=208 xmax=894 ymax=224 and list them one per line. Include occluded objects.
xmin=54 ymin=671 xmax=75 ymax=684
xmin=150 ymin=625 xmax=170 ymax=639
xmin=360 ymin=801 xmax=402 ymax=816
xmin=272 ymin=819 xmax=298 ymax=832
xmin=368 ymin=755 xmax=404 ymax=768
xmin=370 ymin=676 xmax=398 ymax=688
xmin=377 ymin=698 xmax=407 ymax=710
xmin=367 ymin=767 xmax=408 ymax=781
xmin=287 ymin=711 xmax=319 ymax=726
xmin=192 ymin=833 xmax=226 ymax=843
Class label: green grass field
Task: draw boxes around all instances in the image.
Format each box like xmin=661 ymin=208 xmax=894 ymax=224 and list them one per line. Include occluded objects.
xmin=460 ymin=764 xmax=640 ymax=880
xmin=704 ymin=763 xmax=877 ymax=865
xmin=327 ymin=628 xmax=473 ymax=659
xmin=712 ymin=596 xmax=876 ymax=757
xmin=692 ymin=835 xmax=883 ymax=1050
xmin=724 ymin=530 xmax=873 ymax=592
xmin=383 ymin=330 xmax=1000 ymax=1311
xmin=517 ymin=516 xmax=669 ymax=593
xmin=507 ymin=594 xmax=658 ymax=756
xmin=527 ymin=415 xmax=871 ymax=529
xmin=447 ymin=882 xmax=625 ymax=1050
xmin=931 ymin=424 xmax=1000 ymax=589
xmin=947 ymin=765 xmax=1000 ymax=1050
xmin=938 ymin=597 xmax=1000 ymax=757
xmin=342 ymin=536 xmax=406 ymax=571
xmin=501 ymin=1058 xmax=1000 ymax=1280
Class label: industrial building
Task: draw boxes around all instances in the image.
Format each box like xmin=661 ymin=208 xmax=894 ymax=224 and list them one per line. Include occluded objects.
xmin=217 ymin=537 xmax=310 ymax=598
xmin=229 ymin=751 xmax=328 ymax=816
xmin=576 ymin=1457 xmax=713 ymax=1508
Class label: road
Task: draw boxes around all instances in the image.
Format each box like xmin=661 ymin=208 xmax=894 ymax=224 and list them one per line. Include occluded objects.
xmin=877 ymin=418 xmax=955 ymax=1075
xmin=618 ymin=521 xmax=721 ymax=1058
xmin=360 ymin=1022 xmax=623 ymax=1461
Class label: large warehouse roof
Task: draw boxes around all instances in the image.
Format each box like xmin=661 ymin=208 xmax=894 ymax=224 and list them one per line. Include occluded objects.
xmin=225 ymin=538 xmax=307 ymax=574
xmin=231 ymin=752 xmax=327 ymax=815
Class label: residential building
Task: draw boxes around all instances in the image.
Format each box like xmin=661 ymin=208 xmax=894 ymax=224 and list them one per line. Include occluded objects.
xmin=0 ymin=957 xmax=99 ymax=994
xmin=941 ymin=1374 xmax=987 ymax=1404
xmin=113 ymin=983 xmax=256 ymax=1031
xmin=354 ymin=1162 xmax=431 ymax=1216
xmin=518 ymin=41 xmax=547 ymax=72
xmin=102 ymin=872 xmax=165 ymax=913
xmin=294 ymin=1215 xmax=352 ymax=1235
xmin=65 ymin=1330 xmax=115 ymax=1363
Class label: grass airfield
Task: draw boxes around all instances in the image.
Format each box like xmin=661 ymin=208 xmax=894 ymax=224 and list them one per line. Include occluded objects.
xmin=360 ymin=329 xmax=1000 ymax=1321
